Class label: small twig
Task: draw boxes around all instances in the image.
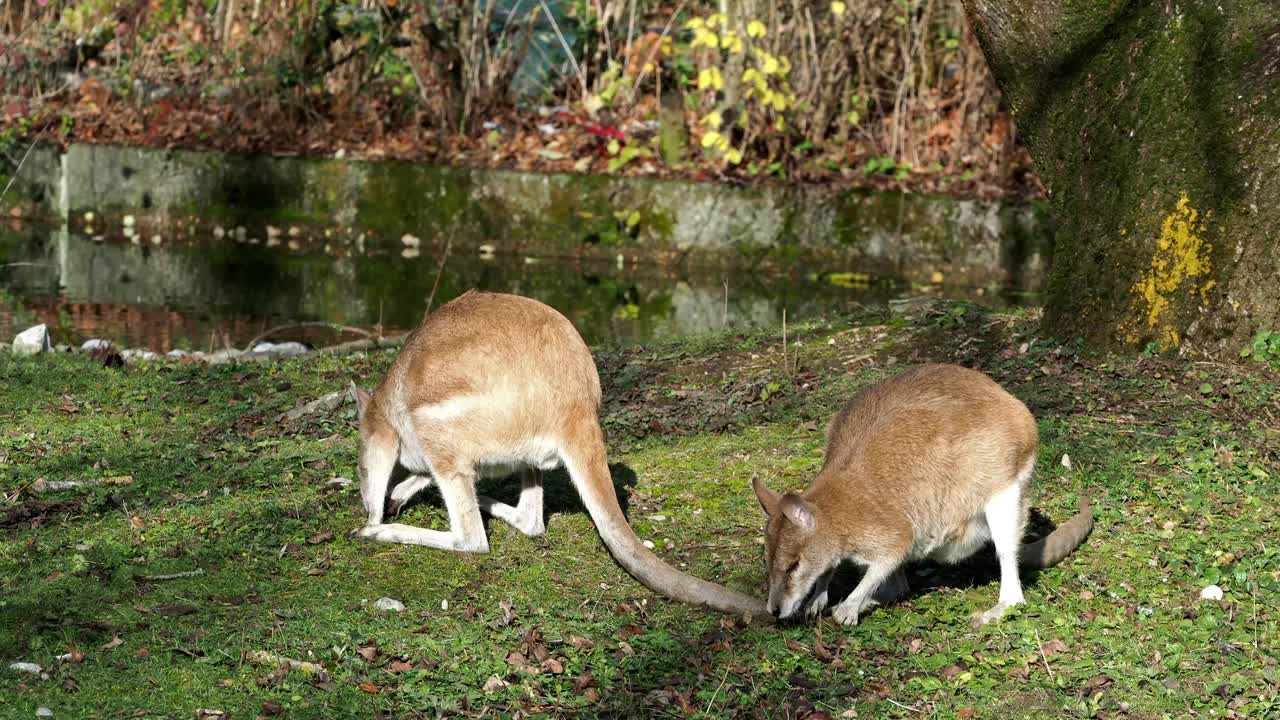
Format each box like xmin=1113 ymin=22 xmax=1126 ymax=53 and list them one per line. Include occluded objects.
xmin=140 ymin=569 xmax=204 ymax=582
xmin=703 ymin=665 xmax=731 ymax=716
xmin=424 ymin=235 xmax=453 ymax=316
xmin=538 ymin=0 xmax=587 ymax=97
xmin=782 ymin=308 xmax=788 ymax=374
xmin=884 ymin=698 xmax=924 ymax=713
xmin=722 ymin=278 xmax=729 ymax=328
xmin=243 ymin=322 xmax=373 ymax=352
xmin=316 ymin=334 xmax=408 ymax=355
xmin=0 ymin=135 xmax=40 ymax=207
xmin=1034 ymin=629 xmax=1053 ymax=678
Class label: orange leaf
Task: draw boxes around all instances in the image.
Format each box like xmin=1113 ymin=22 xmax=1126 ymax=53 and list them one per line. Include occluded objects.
xmin=129 ymin=516 xmax=145 ymax=529
xmin=358 ymin=682 xmax=380 ymax=693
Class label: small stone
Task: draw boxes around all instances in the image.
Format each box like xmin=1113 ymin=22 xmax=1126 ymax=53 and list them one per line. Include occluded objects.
xmin=373 ymin=597 xmax=405 ymax=612
xmin=642 ymin=540 xmax=655 ymax=549
xmin=123 ymin=215 xmax=135 ymax=227
xmin=1200 ymin=585 xmax=1224 ymax=601
xmin=213 ymin=226 xmax=226 ymax=239
xmin=13 ymin=324 xmax=51 ymax=354
xmin=441 ymin=599 xmax=449 ymax=611
xmin=36 ymin=708 xmax=53 ymax=718
xmin=151 ymin=235 xmax=162 ymax=245
xmin=400 ymin=233 xmax=421 ymax=248
xmin=401 ymin=247 xmax=420 ymax=259
xmin=121 ymin=349 xmax=160 ymax=363
xmin=267 ymin=225 xmax=282 ymax=238
xmin=166 ymin=349 xmax=190 ymax=359
xmin=9 ymin=662 xmax=42 ymax=674
xmin=80 ymin=338 xmax=112 ymax=352
xmin=1060 ymin=454 xmax=1072 ymax=469
xmin=83 ymin=211 xmax=94 ymax=222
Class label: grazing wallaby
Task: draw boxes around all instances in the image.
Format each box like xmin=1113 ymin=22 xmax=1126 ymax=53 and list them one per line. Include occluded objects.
xmin=349 ymin=290 xmax=767 ymax=619
xmin=753 ymin=363 xmax=1092 ymax=626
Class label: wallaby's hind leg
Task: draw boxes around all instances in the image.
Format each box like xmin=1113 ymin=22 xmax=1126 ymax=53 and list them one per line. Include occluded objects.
xmin=479 ymin=469 xmax=545 ymax=537
xmin=356 ymin=468 xmax=490 ymax=553
xmin=973 ymin=480 xmax=1029 ymax=626
xmin=388 ymin=475 xmax=434 ymax=516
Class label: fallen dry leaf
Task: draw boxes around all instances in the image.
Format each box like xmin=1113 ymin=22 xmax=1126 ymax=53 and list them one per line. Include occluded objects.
xmin=129 ymin=516 xmax=145 ymax=530
xmin=583 ymin=687 xmax=600 ymax=703
xmin=482 ymin=675 xmax=509 ymax=692
xmin=1040 ymin=639 xmax=1069 ymax=658
xmin=307 ymin=530 xmax=335 ymax=544
xmin=101 ymin=636 xmax=124 ymax=650
xmin=67 ymin=644 xmax=85 ymax=663
xmin=262 ymin=701 xmax=283 ymax=715
xmin=569 ymin=634 xmax=595 ymax=650
xmin=356 ymin=643 xmax=378 ymax=662
xmin=541 ymin=657 xmax=564 ymax=674
xmin=573 ymin=672 xmax=596 ymax=692
xmin=957 ymin=708 xmax=976 ymax=719
xmin=388 ymin=659 xmax=413 ymax=674
xmin=358 ymin=681 xmax=380 ymax=693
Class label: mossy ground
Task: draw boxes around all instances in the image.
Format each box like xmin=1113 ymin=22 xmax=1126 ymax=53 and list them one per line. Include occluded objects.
xmin=2 ymin=303 xmax=1278 ymax=719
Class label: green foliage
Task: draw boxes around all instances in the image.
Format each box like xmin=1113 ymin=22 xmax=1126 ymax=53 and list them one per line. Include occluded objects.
xmin=1239 ymin=330 xmax=1280 ymax=367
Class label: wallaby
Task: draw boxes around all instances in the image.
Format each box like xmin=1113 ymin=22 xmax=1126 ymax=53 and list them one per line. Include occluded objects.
xmin=753 ymin=363 xmax=1093 ymax=626
xmin=349 ymin=290 xmax=767 ymax=619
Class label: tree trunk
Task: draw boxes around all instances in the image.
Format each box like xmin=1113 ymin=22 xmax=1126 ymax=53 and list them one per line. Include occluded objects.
xmin=961 ymin=0 xmax=1279 ymax=352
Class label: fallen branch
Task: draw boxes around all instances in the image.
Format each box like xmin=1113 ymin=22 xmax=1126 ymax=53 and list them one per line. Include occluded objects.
xmin=316 ymin=334 xmax=408 ymax=355
xmin=30 ymin=479 xmax=95 ymax=493
xmin=243 ymin=322 xmax=373 ymax=353
xmin=244 ymin=650 xmax=325 ymax=675
xmin=277 ymin=390 xmax=347 ymax=422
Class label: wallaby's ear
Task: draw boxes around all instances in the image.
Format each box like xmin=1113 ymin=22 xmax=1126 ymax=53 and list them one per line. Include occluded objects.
xmin=348 ymin=381 xmax=371 ymax=420
xmin=752 ymin=476 xmax=781 ymax=516
xmin=780 ymin=494 xmax=816 ymax=531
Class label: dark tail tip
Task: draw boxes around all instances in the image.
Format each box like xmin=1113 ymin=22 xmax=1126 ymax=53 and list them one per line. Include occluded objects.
xmin=1021 ymin=495 xmax=1094 ymax=569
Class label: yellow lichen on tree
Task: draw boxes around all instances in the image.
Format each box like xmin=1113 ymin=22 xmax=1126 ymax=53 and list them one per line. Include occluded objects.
xmin=1127 ymin=192 xmax=1215 ymax=350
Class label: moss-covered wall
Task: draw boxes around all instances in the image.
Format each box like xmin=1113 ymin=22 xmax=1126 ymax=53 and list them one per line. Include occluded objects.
xmin=17 ymin=143 xmax=1054 ymax=292
xmin=963 ymin=0 xmax=1279 ymax=351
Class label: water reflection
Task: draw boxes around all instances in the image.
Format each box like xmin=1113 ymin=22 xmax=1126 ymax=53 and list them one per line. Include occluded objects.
xmin=0 ymin=222 xmax=1035 ymax=352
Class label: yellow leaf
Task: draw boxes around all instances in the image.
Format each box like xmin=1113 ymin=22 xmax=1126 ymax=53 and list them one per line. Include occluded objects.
xmin=697 ymin=66 xmax=723 ymax=91
xmin=758 ymin=51 xmax=780 ymax=75
xmin=770 ymin=92 xmax=787 ymax=112
xmin=706 ymin=13 xmax=724 ymax=28
xmin=775 ymin=117 xmax=786 ymax=132
xmin=692 ymin=27 xmax=720 ymax=49
xmin=831 ymin=1 xmax=847 ymax=16
xmin=684 ymin=17 xmax=704 ymax=29
xmin=720 ymin=31 xmax=743 ymax=53
xmin=725 ymin=148 xmax=743 ymax=164
xmin=701 ymin=131 xmax=723 ymax=149
xmin=702 ymin=111 xmax=723 ymax=129
xmin=626 ymin=210 xmax=641 ymax=227
xmin=747 ymin=20 xmax=767 ymax=38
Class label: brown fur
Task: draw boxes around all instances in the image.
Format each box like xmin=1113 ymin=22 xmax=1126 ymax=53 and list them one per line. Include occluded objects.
xmin=754 ymin=364 xmax=1093 ymax=626
xmin=351 ymin=291 xmax=768 ymax=620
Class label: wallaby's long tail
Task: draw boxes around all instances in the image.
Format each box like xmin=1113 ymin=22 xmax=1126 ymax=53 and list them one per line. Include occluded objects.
xmin=561 ymin=422 xmax=771 ymax=623
xmin=1021 ymin=497 xmax=1094 ymax=569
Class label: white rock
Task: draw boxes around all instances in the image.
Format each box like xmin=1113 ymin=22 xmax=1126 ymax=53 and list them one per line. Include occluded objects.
xmin=121 ymin=349 xmax=160 ymax=363
xmin=441 ymin=599 xmax=449 ymax=611
xmin=83 ymin=211 xmax=94 ymax=222
xmin=166 ymin=349 xmax=190 ymax=359
xmin=401 ymin=233 xmax=421 ymax=248
xmin=1061 ymin=453 xmax=1072 ymax=469
xmin=373 ymin=597 xmax=405 ymax=612
xmin=327 ymin=477 xmax=353 ymax=487
xmin=8 ymin=662 xmax=42 ymax=674
xmin=642 ymin=540 xmax=655 ymax=549
xmin=36 ymin=708 xmax=53 ymax=717
xmin=80 ymin=338 xmax=112 ymax=352
xmin=266 ymin=225 xmax=282 ymax=238
xmin=13 ymin=324 xmax=51 ymax=354
xmin=401 ymin=247 xmax=420 ymax=259
xmin=123 ymin=214 xmax=135 ymax=227
xmin=250 ymin=341 xmax=307 ymax=357
xmin=1200 ymin=585 xmax=1224 ymax=601
xmin=206 ymin=349 xmax=243 ymax=365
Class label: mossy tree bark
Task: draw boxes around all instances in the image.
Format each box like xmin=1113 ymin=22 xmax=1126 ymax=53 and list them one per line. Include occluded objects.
xmin=961 ymin=0 xmax=1278 ymax=352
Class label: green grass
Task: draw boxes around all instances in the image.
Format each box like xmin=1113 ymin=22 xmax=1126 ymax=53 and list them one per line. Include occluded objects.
xmin=2 ymin=304 xmax=1278 ymax=718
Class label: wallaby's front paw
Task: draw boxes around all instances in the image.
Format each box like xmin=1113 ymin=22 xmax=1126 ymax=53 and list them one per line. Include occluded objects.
xmin=831 ymin=603 xmax=861 ymax=626
xmin=351 ymin=524 xmax=383 ymax=541
xmin=806 ymin=591 xmax=829 ymax=620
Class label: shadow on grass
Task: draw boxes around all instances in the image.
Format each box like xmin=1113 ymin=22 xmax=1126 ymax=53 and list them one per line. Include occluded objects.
xmin=382 ymin=462 xmax=640 ymax=523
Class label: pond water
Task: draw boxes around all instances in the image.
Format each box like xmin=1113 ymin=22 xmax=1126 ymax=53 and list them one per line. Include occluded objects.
xmin=0 ymin=221 xmax=1037 ymax=353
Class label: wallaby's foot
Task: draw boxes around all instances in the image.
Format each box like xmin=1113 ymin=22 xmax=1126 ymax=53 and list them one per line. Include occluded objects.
xmin=831 ymin=600 xmax=863 ymax=626
xmin=352 ymin=523 xmax=490 ymax=553
xmin=971 ymin=600 xmax=1021 ymax=627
